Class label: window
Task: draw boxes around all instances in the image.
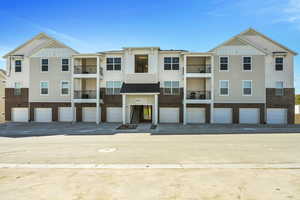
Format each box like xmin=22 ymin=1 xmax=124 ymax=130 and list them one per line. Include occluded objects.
xmin=243 ymin=56 xmax=252 ymax=71
xmin=275 ymin=57 xmax=283 ymax=71
xmin=219 ymin=80 xmax=229 ymax=96
xmin=275 ymin=81 xmax=284 ymax=96
xmin=243 ymin=80 xmax=252 ymax=96
xmin=41 ymin=59 xmax=48 ymax=72
xmin=106 ymin=81 xmax=122 ymax=95
xmin=61 ymin=81 xmax=70 ymax=95
xmin=106 ymin=57 xmax=121 ymax=71
xmin=40 ymin=81 xmax=49 ymax=95
xmin=14 ymin=82 xmax=21 ymax=96
xmin=164 ymin=81 xmax=180 ymax=95
xmin=219 ymin=57 xmax=229 ymax=71
xmin=164 ymin=57 xmax=179 ymax=70
xmin=135 ymin=55 xmax=148 ymax=73
xmin=15 ymin=60 xmax=22 ymax=72
xmin=62 ymin=59 xmax=69 ymax=71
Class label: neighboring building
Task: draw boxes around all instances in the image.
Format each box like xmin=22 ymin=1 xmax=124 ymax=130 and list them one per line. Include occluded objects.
xmin=0 ymin=69 xmax=6 ymax=122
xmin=3 ymin=28 xmax=297 ymax=124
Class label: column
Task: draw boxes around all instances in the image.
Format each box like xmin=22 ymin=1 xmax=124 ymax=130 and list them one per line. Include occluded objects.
xmin=122 ymin=94 xmax=126 ymax=124
xmin=210 ymin=55 xmax=214 ymax=123
xmin=154 ymin=94 xmax=158 ymax=125
xmin=183 ymin=55 xmax=187 ymax=125
xmin=71 ymin=57 xmax=75 ymax=123
xmin=96 ymin=56 xmax=100 ymax=124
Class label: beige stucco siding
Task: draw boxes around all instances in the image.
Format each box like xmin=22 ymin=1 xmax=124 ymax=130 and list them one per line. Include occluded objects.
xmin=29 ymin=57 xmax=71 ymax=102
xmin=213 ymin=55 xmax=266 ymax=103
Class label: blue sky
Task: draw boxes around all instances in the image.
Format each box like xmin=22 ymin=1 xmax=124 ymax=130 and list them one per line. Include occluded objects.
xmin=0 ymin=0 xmax=299 ymax=92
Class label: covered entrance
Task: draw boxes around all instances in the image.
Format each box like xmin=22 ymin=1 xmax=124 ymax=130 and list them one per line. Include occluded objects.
xmin=130 ymin=105 xmax=152 ymax=124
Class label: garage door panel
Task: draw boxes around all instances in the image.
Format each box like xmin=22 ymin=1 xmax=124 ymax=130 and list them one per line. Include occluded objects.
xmin=239 ymin=108 xmax=259 ymax=124
xmin=214 ymin=108 xmax=232 ymax=124
xmin=267 ymin=108 xmax=287 ymax=124
xmin=12 ymin=108 xmax=29 ymax=122
xmin=59 ymin=107 xmax=75 ymax=122
xmin=107 ymin=107 xmax=122 ymax=122
xmin=160 ymin=108 xmax=179 ymax=123
xmin=187 ymin=108 xmax=205 ymax=124
xmin=83 ymin=107 xmax=96 ymax=122
xmin=35 ymin=108 xmax=52 ymax=122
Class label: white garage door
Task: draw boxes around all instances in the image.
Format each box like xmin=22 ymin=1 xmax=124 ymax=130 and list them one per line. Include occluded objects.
xmin=267 ymin=108 xmax=287 ymax=124
xmin=187 ymin=108 xmax=205 ymax=123
xmin=159 ymin=107 xmax=179 ymax=123
xmin=35 ymin=108 xmax=52 ymax=122
xmin=11 ymin=108 xmax=29 ymax=122
xmin=59 ymin=107 xmax=74 ymax=122
xmin=214 ymin=108 xmax=232 ymax=124
xmin=107 ymin=107 xmax=122 ymax=122
xmin=82 ymin=107 xmax=96 ymax=122
xmin=239 ymin=108 xmax=259 ymax=124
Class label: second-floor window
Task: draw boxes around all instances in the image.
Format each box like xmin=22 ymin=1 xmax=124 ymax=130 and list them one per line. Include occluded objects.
xmin=219 ymin=80 xmax=229 ymax=96
xmin=15 ymin=60 xmax=22 ymax=72
xmin=219 ymin=57 xmax=229 ymax=71
xmin=243 ymin=56 xmax=252 ymax=71
xmin=40 ymin=81 xmax=49 ymax=95
xmin=164 ymin=81 xmax=179 ymax=95
xmin=14 ymin=82 xmax=21 ymax=96
xmin=243 ymin=80 xmax=252 ymax=96
xmin=62 ymin=59 xmax=69 ymax=71
xmin=275 ymin=57 xmax=283 ymax=71
xmin=41 ymin=59 xmax=48 ymax=72
xmin=106 ymin=81 xmax=122 ymax=95
xmin=61 ymin=81 xmax=70 ymax=95
xmin=164 ymin=57 xmax=179 ymax=70
xmin=107 ymin=58 xmax=121 ymax=71
xmin=275 ymin=81 xmax=284 ymax=96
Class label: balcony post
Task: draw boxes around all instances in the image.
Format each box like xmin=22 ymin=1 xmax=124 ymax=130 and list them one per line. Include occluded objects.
xmin=71 ymin=57 xmax=76 ymax=123
xmin=183 ymin=55 xmax=187 ymax=125
xmin=122 ymin=94 xmax=126 ymax=125
xmin=154 ymin=94 xmax=158 ymax=125
xmin=210 ymin=55 xmax=214 ymax=123
xmin=96 ymin=56 xmax=100 ymax=124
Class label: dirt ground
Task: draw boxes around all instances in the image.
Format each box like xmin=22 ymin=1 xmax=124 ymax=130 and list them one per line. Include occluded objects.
xmin=0 ymin=168 xmax=299 ymax=200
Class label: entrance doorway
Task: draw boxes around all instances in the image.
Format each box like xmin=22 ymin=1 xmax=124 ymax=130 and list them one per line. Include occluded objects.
xmin=130 ymin=105 xmax=152 ymax=124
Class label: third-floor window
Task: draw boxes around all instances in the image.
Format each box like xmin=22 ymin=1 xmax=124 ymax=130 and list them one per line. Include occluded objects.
xmin=41 ymin=59 xmax=48 ymax=72
xmin=219 ymin=57 xmax=229 ymax=71
xmin=275 ymin=57 xmax=283 ymax=71
xmin=135 ymin=55 xmax=148 ymax=73
xmin=61 ymin=59 xmax=69 ymax=71
xmin=164 ymin=57 xmax=179 ymax=70
xmin=106 ymin=58 xmax=121 ymax=71
xmin=243 ymin=56 xmax=252 ymax=71
xmin=15 ymin=60 xmax=22 ymax=72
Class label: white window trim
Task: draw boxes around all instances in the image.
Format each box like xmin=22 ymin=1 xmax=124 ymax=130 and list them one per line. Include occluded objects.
xmin=242 ymin=80 xmax=252 ymax=96
xmin=164 ymin=81 xmax=180 ymax=95
xmin=40 ymin=81 xmax=49 ymax=96
xmin=40 ymin=58 xmax=49 ymax=73
xmin=163 ymin=56 xmax=180 ymax=71
xmin=242 ymin=56 xmax=252 ymax=72
xmin=106 ymin=57 xmax=122 ymax=71
xmin=275 ymin=56 xmax=284 ymax=72
xmin=60 ymin=80 xmax=70 ymax=96
xmin=219 ymin=56 xmax=229 ymax=72
xmin=106 ymin=81 xmax=122 ymax=95
xmin=15 ymin=60 xmax=22 ymax=72
xmin=219 ymin=80 xmax=229 ymax=96
xmin=61 ymin=58 xmax=70 ymax=72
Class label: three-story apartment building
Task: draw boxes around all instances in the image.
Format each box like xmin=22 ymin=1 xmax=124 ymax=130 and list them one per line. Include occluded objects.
xmin=3 ymin=28 xmax=297 ymax=124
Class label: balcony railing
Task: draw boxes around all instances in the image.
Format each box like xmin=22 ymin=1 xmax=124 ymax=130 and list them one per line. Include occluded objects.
xmin=186 ymin=64 xmax=211 ymax=73
xmin=74 ymin=65 xmax=103 ymax=75
xmin=74 ymin=90 xmax=96 ymax=99
xmin=186 ymin=90 xmax=211 ymax=100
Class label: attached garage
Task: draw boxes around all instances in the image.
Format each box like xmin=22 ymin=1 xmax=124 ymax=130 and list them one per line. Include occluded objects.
xmin=214 ymin=108 xmax=232 ymax=124
xmin=186 ymin=108 xmax=205 ymax=123
xmin=82 ymin=107 xmax=96 ymax=122
xmin=107 ymin=107 xmax=122 ymax=122
xmin=35 ymin=108 xmax=52 ymax=122
xmin=239 ymin=108 xmax=260 ymax=124
xmin=11 ymin=108 xmax=29 ymax=122
xmin=59 ymin=107 xmax=74 ymax=122
xmin=267 ymin=108 xmax=287 ymax=124
xmin=159 ymin=107 xmax=179 ymax=123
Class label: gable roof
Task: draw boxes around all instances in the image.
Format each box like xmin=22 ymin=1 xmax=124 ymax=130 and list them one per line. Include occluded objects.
xmin=3 ymin=32 xmax=79 ymax=58
xmin=210 ymin=28 xmax=298 ymax=55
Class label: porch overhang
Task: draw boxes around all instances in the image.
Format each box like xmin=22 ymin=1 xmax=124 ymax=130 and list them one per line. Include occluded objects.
xmin=120 ymin=83 xmax=160 ymax=94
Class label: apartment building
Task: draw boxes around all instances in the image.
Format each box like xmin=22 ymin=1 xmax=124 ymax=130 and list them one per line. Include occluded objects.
xmin=3 ymin=28 xmax=297 ymax=124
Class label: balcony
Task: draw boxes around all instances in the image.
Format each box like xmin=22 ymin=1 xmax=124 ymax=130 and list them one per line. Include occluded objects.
xmin=74 ymin=90 xmax=99 ymax=103
xmin=186 ymin=64 xmax=212 ymax=78
xmin=186 ymin=90 xmax=212 ymax=103
xmin=73 ymin=65 xmax=103 ymax=78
